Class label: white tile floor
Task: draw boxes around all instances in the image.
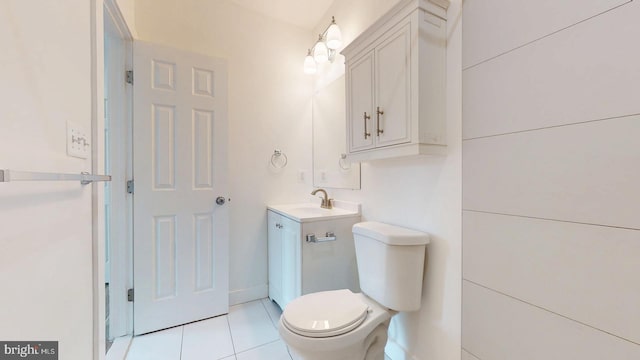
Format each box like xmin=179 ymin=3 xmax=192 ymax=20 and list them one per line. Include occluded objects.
xmin=125 ymin=298 xmax=393 ymax=360
xmin=126 ymin=298 xmax=286 ymax=360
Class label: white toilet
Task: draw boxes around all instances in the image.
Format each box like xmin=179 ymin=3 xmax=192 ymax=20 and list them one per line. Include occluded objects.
xmin=278 ymin=221 xmax=430 ymax=360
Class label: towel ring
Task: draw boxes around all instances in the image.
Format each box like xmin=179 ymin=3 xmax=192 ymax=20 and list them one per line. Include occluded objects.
xmin=271 ymin=149 xmax=288 ymax=169
xmin=338 ymin=153 xmax=351 ymax=170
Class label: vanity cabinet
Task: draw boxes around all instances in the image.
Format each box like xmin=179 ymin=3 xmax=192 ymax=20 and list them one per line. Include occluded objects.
xmin=267 ymin=210 xmax=301 ymax=309
xmin=343 ymin=0 xmax=449 ymax=161
xmin=267 ymin=207 xmax=361 ymax=310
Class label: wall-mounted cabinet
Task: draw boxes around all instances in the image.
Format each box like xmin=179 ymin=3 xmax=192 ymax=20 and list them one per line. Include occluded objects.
xmin=343 ymin=0 xmax=449 ymax=161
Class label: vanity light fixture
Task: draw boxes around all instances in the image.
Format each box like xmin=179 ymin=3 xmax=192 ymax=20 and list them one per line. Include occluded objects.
xmin=303 ymin=16 xmax=342 ymax=74
xmin=304 ymin=49 xmax=317 ymax=74
xmin=313 ymin=34 xmax=329 ymax=63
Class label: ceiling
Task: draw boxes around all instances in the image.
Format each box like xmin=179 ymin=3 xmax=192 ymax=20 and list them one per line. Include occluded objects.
xmin=229 ymin=0 xmax=336 ymax=30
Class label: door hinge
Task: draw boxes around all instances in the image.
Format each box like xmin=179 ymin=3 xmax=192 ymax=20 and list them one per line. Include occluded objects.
xmin=127 ymin=180 xmax=134 ymax=194
xmin=126 ymin=70 xmax=134 ymax=85
xmin=127 ymin=288 xmax=134 ymax=302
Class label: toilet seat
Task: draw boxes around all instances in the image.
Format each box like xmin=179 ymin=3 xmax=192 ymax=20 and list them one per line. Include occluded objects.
xmin=282 ymin=289 xmax=369 ymax=338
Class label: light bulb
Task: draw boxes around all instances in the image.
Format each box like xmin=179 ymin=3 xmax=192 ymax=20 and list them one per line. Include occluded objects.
xmin=326 ymin=19 xmax=342 ymax=50
xmin=303 ymin=50 xmax=317 ymax=74
xmin=313 ymin=35 xmax=329 ymax=63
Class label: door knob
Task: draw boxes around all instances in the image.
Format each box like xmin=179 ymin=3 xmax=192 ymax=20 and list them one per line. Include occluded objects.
xmin=216 ymin=196 xmax=226 ymax=205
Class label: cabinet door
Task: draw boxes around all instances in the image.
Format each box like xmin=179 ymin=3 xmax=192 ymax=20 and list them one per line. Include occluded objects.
xmin=267 ymin=211 xmax=283 ymax=306
xmin=280 ymin=216 xmax=301 ymax=307
xmin=375 ymin=24 xmax=411 ymax=147
xmin=347 ymin=51 xmax=375 ymax=152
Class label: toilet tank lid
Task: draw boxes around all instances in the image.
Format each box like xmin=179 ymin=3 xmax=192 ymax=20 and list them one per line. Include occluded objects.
xmin=353 ymin=221 xmax=430 ymax=245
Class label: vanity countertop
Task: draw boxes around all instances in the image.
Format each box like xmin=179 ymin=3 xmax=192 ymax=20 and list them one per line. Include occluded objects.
xmin=267 ymin=201 xmax=361 ymax=223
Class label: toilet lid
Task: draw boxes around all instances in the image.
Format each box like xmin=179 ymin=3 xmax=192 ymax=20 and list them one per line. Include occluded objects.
xmin=282 ymin=289 xmax=369 ymax=338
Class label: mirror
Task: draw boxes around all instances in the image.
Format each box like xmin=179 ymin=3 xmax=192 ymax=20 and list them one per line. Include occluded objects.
xmin=312 ymin=75 xmax=361 ymax=189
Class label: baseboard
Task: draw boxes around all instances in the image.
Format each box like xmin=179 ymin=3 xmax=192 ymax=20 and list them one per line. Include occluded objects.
xmin=385 ymin=338 xmax=418 ymax=360
xmin=105 ymin=335 xmax=132 ymax=360
xmin=229 ymin=284 xmax=268 ymax=306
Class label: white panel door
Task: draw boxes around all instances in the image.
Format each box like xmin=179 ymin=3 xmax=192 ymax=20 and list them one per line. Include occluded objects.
xmin=347 ymin=51 xmax=375 ymax=152
xmin=375 ymin=24 xmax=410 ymax=147
xmin=133 ymin=41 xmax=228 ymax=335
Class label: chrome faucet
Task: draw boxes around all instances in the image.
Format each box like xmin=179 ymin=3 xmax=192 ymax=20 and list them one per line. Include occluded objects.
xmin=311 ymin=188 xmax=332 ymax=209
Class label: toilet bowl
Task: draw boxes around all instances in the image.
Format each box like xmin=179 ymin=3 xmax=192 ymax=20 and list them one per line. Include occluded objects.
xmin=278 ymin=222 xmax=430 ymax=360
xmin=279 ymin=290 xmax=393 ymax=360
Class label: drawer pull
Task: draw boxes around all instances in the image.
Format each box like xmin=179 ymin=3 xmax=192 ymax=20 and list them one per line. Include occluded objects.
xmin=376 ymin=107 xmax=384 ymax=136
xmin=363 ymin=112 xmax=371 ymax=139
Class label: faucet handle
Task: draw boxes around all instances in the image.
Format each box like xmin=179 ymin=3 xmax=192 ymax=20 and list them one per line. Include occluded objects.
xmin=324 ymin=198 xmax=334 ymax=209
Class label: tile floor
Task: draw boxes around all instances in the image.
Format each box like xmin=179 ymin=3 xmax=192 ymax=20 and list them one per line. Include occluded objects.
xmin=125 ymin=298 xmax=393 ymax=360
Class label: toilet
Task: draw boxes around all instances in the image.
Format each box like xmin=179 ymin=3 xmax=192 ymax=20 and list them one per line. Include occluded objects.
xmin=278 ymin=221 xmax=430 ymax=360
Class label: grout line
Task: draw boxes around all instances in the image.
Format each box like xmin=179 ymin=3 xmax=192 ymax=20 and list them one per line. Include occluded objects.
xmin=225 ymin=316 xmax=238 ymax=356
xmin=461 ymin=347 xmax=482 ymax=360
xmin=235 ymin=339 xmax=282 ymax=356
xmin=462 ymin=209 xmax=640 ymax=232
xmin=178 ymin=326 xmax=184 ymax=360
xmin=260 ymin=298 xmax=280 ymax=329
xmin=462 ymin=112 xmax=640 ymax=142
xmin=462 ymin=1 xmax=633 ymax=71
xmin=463 ymin=279 xmax=640 ymax=347
xmin=257 ymin=298 xmax=291 ymax=360
xmin=285 ymin=344 xmax=294 ymax=360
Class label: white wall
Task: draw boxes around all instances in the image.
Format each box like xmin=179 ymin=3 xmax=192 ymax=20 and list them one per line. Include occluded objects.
xmin=134 ymin=0 xmax=314 ymax=304
xmin=0 ymin=1 xmax=97 ymax=359
xmin=312 ymin=1 xmax=463 ymax=359
xmin=115 ymin=0 xmax=137 ymax=37
xmin=462 ymin=0 xmax=640 ymax=359
xmin=134 ymin=2 xmax=462 ymax=359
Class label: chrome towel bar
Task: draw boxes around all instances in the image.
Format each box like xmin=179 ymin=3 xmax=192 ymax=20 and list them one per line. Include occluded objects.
xmin=0 ymin=169 xmax=111 ymax=185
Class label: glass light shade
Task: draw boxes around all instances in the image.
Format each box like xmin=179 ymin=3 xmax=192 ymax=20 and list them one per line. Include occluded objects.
xmin=303 ymin=53 xmax=317 ymax=74
xmin=313 ymin=37 xmax=329 ymax=63
xmin=326 ymin=23 xmax=342 ymax=50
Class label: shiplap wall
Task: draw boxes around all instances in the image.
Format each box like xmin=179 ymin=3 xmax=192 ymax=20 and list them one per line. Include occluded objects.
xmin=462 ymin=0 xmax=640 ymax=359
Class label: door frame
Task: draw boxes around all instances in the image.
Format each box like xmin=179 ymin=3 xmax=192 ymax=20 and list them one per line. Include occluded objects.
xmin=92 ymin=1 xmax=134 ymax=359
xmin=103 ymin=0 xmax=135 ymax=339
xmin=91 ymin=1 xmax=106 ymax=358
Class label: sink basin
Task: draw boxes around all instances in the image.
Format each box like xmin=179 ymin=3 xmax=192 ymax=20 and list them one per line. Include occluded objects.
xmin=267 ymin=202 xmax=360 ymax=222
xmin=288 ymin=206 xmax=333 ymax=217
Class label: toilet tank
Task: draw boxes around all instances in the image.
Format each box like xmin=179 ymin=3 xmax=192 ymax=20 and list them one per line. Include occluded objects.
xmin=352 ymin=222 xmax=430 ymax=311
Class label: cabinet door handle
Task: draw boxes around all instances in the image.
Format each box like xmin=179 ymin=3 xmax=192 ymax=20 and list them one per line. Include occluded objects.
xmin=363 ymin=112 xmax=371 ymax=139
xmin=376 ymin=107 xmax=384 ymax=136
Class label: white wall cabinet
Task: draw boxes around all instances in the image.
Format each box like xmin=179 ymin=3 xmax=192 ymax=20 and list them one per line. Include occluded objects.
xmin=267 ymin=209 xmax=361 ymax=310
xmin=343 ymin=0 xmax=449 ymax=161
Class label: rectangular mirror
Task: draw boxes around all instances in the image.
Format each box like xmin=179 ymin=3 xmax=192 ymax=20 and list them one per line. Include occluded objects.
xmin=312 ymin=75 xmax=361 ymax=189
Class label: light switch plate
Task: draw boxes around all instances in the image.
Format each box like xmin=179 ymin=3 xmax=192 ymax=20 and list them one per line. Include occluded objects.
xmin=67 ymin=121 xmax=90 ymax=159
xmin=319 ymin=170 xmax=327 ymax=183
